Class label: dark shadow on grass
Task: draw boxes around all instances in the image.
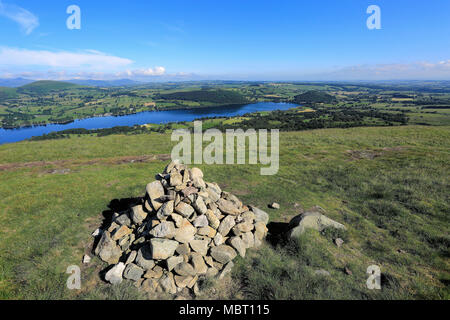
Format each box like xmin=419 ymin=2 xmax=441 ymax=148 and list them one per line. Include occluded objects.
xmin=92 ymin=197 xmax=143 ymax=254
xmin=266 ymin=221 xmax=289 ymax=247
xmin=102 ymin=197 xmax=142 ymax=229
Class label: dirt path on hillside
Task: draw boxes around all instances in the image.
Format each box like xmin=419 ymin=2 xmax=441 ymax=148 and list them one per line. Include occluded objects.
xmin=0 ymin=154 xmax=172 ymax=172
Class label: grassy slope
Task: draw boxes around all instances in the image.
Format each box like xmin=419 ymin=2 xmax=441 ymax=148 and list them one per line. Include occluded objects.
xmin=0 ymin=126 xmax=448 ymax=299
xmin=0 ymin=87 xmax=18 ymax=100
xmin=17 ymin=81 xmax=82 ymax=94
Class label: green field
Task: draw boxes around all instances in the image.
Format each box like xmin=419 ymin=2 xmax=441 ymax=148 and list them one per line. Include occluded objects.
xmin=0 ymin=125 xmax=448 ymax=299
xmin=2 ymin=80 xmax=450 ymax=129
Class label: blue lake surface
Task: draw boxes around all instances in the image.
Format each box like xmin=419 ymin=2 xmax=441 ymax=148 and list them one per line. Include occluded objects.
xmin=0 ymin=102 xmax=298 ymax=145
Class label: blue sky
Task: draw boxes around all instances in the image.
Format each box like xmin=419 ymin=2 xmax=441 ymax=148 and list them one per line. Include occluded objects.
xmin=0 ymin=0 xmax=449 ymax=81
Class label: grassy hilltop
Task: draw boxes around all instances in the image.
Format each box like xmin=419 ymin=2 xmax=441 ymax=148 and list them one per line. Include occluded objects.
xmin=0 ymin=125 xmax=448 ymax=299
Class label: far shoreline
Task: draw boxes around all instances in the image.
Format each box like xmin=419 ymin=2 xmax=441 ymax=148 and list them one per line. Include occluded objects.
xmin=0 ymin=101 xmax=293 ymax=130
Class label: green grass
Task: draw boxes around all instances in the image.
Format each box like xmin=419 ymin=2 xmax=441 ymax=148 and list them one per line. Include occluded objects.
xmin=17 ymin=81 xmax=82 ymax=95
xmin=0 ymin=125 xmax=449 ymax=299
xmin=0 ymin=87 xmax=18 ymax=100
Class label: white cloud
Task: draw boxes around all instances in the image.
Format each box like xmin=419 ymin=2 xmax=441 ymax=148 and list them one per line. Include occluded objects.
xmin=0 ymin=0 xmax=39 ymax=35
xmin=0 ymin=47 xmax=134 ymax=69
xmin=307 ymin=60 xmax=450 ymax=80
xmin=116 ymin=67 xmax=166 ymax=77
xmin=0 ymin=68 xmax=169 ymax=81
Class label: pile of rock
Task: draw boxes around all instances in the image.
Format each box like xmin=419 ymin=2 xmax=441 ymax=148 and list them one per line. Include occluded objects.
xmin=92 ymin=161 xmax=269 ymax=295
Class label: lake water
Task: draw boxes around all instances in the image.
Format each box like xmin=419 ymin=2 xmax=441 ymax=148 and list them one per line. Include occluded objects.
xmin=0 ymin=102 xmax=298 ymax=145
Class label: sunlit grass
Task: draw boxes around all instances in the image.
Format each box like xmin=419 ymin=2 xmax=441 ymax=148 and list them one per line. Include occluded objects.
xmin=0 ymin=125 xmax=448 ymax=299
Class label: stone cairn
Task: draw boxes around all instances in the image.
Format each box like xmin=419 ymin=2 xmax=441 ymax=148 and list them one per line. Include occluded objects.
xmin=92 ymin=161 xmax=269 ymax=295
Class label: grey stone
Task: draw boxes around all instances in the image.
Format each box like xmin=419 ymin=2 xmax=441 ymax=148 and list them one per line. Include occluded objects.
xmin=335 ymin=238 xmax=344 ymax=248
xmin=170 ymin=213 xmax=184 ymax=228
xmin=176 ymin=243 xmax=191 ymax=256
xmin=144 ymin=265 xmax=164 ymax=279
xmin=174 ymin=219 xmax=196 ymax=243
xmin=130 ymin=205 xmax=147 ymax=225
xmin=217 ymin=198 xmax=241 ymax=215
xmin=197 ymin=226 xmax=216 ymax=238
xmin=111 ymin=225 xmax=132 ymax=241
xmin=213 ymin=232 xmax=224 ymax=246
xmin=240 ymin=211 xmax=256 ymax=223
xmin=204 ymin=255 xmax=214 ymax=267
xmin=287 ymin=211 xmax=346 ymax=238
xmin=232 ymin=221 xmax=254 ymax=236
xmin=254 ymin=221 xmax=268 ymax=241
xmin=149 ymin=238 xmax=179 ymax=260
xmin=193 ymin=214 xmax=209 ymax=228
xmin=229 ymin=236 xmax=246 ymax=257
xmin=164 ymin=160 xmax=181 ymax=174
xmin=91 ymin=228 xmax=102 ymax=237
xmin=146 ymin=180 xmax=165 ymax=211
xmin=189 ymin=239 xmax=209 ymax=256
xmin=193 ymin=177 xmax=206 ymax=189
xmin=170 ymin=171 xmax=183 ymax=187
xmin=159 ymin=273 xmax=177 ymax=294
xmin=125 ymin=250 xmax=137 ymax=265
xmin=94 ymin=231 xmax=122 ymax=264
xmin=123 ymin=263 xmax=144 ymax=281
xmin=105 ymin=262 xmax=126 ymax=285
xmin=156 ymin=200 xmax=174 ymax=220
xmin=218 ymin=215 xmax=236 ymax=237
xmin=166 ymin=255 xmax=184 ymax=271
xmin=205 ymin=209 xmax=220 ymax=229
xmin=205 ymin=187 xmax=220 ymax=202
xmin=241 ymin=232 xmax=254 ymax=249
xmin=249 ymin=206 xmax=269 ymax=225
xmin=314 ymin=269 xmax=331 ymax=277
xmin=206 ymin=182 xmax=222 ymax=196
xmin=174 ymin=262 xmax=196 ymax=277
xmin=270 ymin=202 xmax=280 ymax=209
xmin=181 ymin=186 xmax=198 ymax=198
xmin=222 ymin=192 xmax=243 ymax=208
xmin=149 ymin=221 xmax=175 ymax=239
xmin=189 ymin=167 xmax=204 ymax=181
xmin=175 ymin=202 xmax=195 ymax=218
xmin=115 ymin=213 xmax=131 ymax=226
xmin=190 ymin=252 xmax=208 ymax=275
xmin=82 ymin=254 xmax=91 ymax=264
xmin=209 ymin=245 xmax=237 ymax=264
xmin=174 ymin=275 xmax=194 ymax=289
xmin=135 ymin=246 xmax=156 ymax=270
xmin=192 ymin=197 xmax=208 ymax=215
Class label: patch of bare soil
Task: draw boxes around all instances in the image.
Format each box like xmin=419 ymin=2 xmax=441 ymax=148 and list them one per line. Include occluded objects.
xmin=0 ymin=154 xmax=172 ymax=172
xmin=345 ymin=147 xmax=406 ymax=160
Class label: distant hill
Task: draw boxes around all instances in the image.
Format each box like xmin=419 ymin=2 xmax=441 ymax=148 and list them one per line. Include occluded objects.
xmin=294 ymin=90 xmax=336 ymax=104
xmin=17 ymin=81 xmax=84 ymax=95
xmin=67 ymin=79 xmax=144 ymax=87
xmin=157 ymin=89 xmax=249 ymax=104
xmin=0 ymin=78 xmax=34 ymax=87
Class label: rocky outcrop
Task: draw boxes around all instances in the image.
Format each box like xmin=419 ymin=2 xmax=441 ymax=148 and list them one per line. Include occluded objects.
xmin=285 ymin=210 xmax=346 ymax=238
